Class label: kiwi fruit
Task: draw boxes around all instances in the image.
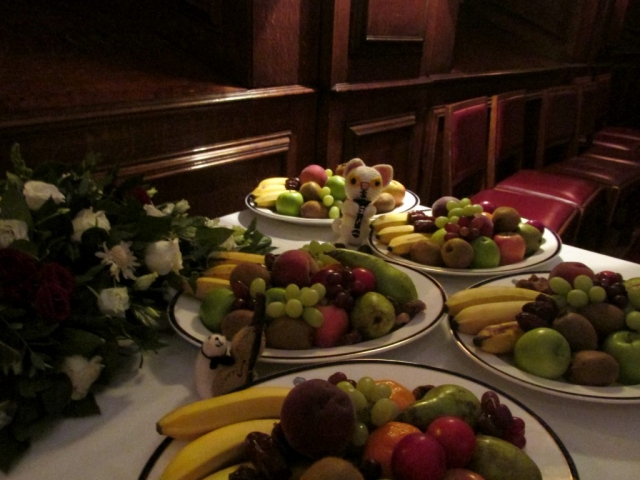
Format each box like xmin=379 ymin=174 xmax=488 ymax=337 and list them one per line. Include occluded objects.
xmin=552 ymin=312 xmax=598 ymax=351
xmin=578 ymin=303 xmax=625 ymax=339
xmin=566 ymin=350 xmax=620 ymax=386
xmin=229 ymin=262 xmax=270 ymax=289
xmin=221 ymin=309 xmax=254 ymax=341
xmin=266 ymin=316 xmax=314 ymax=349
xmin=300 ymin=200 xmax=329 ymax=219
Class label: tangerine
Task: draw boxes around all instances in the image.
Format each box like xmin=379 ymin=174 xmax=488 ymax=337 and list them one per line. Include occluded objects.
xmin=362 ymin=421 xmax=421 ymax=478
xmin=375 ymin=379 xmax=416 ymax=411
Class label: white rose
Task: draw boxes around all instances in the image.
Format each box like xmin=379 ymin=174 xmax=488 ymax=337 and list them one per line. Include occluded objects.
xmin=143 ymin=204 xmax=165 ymax=217
xmin=60 ymin=355 xmax=105 ymax=400
xmin=0 ymin=220 xmax=29 ymax=248
xmin=23 ymin=181 xmax=66 ymax=210
xmin=145 ymin=238 xmax=183 ymax=275
xmin=71 ymin=208 xmax=111 ymax=242
xmin=97 ymin=287 xmax=130 ymax=317
xmin=174 ymin=200 xmax=190 ymax=214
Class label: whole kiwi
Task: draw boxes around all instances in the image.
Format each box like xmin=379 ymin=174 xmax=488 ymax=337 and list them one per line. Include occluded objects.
xmin=578 ymin=303 xmax=625 ymax=339
xmin=229 ymin=262 xmax=271 ymax=289
xmin=566 ymin=350 xmax=620 ymax=386
xmin=552 ymin=312 xmax=598 ymax=351
xmin=266 ymin=316 xmax=314 ymax=349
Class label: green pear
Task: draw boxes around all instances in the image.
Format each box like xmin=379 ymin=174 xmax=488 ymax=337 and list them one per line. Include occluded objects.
xmin=199 ymin=288 xmax=236 ymax=333
xmin=350 ymin=291 xmax=396 ymax=339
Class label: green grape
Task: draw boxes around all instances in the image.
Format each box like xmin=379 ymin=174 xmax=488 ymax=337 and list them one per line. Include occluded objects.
xmin=329 ymin=205 xmax=340 ymax=219
xmin=307 ymin=240 xmax=322 ymax=255
xmin=320 ymin=186 xmax=331 ymax=198
xmin=285 ymin=284 xmax=301 ymax=300
xmin=573 ymin=274 xmax=594 ymax=293
xmin=435 ymin=216 xmax=449 ymax=229
xmin=266 ymin=301 xmax=286 ymax=318
xmin=462 ymin=205 xmax=477 ymax=217
xmin=325 ymin=168 xmax=333 ymax=177
xmin=356 ymin=376 xmax=376 ymax=400
xmin=337 ymin=380 xmax=355 ymax=394
xmin=333 ymin=200 xmax=343 ymax=209
xmin=549 ymin=277 xmax=572 ymax=296
xmin=249 ymin=278 xmax=266 ymax=298
xmin=589 ymin=285 xmax=607 ymax=303
xmin=302 ymin=306 xmax=324 ymax=327
xmin=370 ymin=398 xmax=399 ymax=427
xmin=299 ymin=287 xmax=320 ymax=306
xmin=351 ymin=422 xmax=369 ymax=447
xmin=472 ymin=204 xmax=484 ymax=214
xmin=320 ymin=242 xmax=336 ymax=253
xmin=567 ymin=289 xmax=589 ymax=308
xmin=311 ymin=282 xmax=327 ymax=299
xmin=552 ymin=294 xmax=568 ymax=310
xmin=322 ymin=195 xmax=334 ymax=207
xmin=446 ymin=200 xmax=460 ymax=211
xmin=285 ymin=298 xmax=304 ymax=318
xmin=459 ymin=197 xmax=471 ymax=207
xmin=626 ymin=310 xmax=640 ymax=331
xmin=448 ymin=215 xmax=460 ymax=224
xmin=369 ymin=383 xmax=392 ymax=402
xmin=348 ymin=389 xmax=369 ymax=413
xmin=448 ymin=207 xmax=464 ymax=218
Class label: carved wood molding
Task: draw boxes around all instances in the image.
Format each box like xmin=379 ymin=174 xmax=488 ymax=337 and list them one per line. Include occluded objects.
xmin=116 ymin=131 xmax=291 ymax=181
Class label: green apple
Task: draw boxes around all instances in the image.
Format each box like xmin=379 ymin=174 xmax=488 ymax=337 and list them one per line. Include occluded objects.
xmin=470 ymin=236 xmax=500 ymax=268
xmin=513 ymin=327 xmax=572 ymax=379
xmin=602 ymin=330 xmax=640 ymax=384
xmin=275 ymin=191 xmax=304 ymax=216
xmin=516 ymin=222 xmax=543 ymax=256
xmin=324 ymin=175 xmax=347 ymax=201
xmin=626 ymin=283 xmax=640 ymax=310
xmin=199 ymin=288 xmax=236 ymax=333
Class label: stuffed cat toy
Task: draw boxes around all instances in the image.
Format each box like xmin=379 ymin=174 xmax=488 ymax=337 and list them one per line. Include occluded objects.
xmin=333 ymin=158 xmax=394 ymax=246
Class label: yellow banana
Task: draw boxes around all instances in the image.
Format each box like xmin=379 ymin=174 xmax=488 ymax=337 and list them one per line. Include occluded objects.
xmin=195 ymin=277 xmax=232 ymax=300
xmin=452 ymin=300 xmax=529 ymax=335
xmin=371 ymin=212 xmax=409 ymax=232
xmin=160 ymin=418 xmax=278 ymax=480
xmin=252 ymin=190 xmax=287 ymax=208
xmin=157 ymin=386 xmax=289 ymax=439
xmin=387 ymin=232 xmax=431 ymax=256
xmin=376 ymin=224 xmax=416 ymax=244
xmin=473 ymin=321 xmax=524 ymax=354
xmin=251 ymin=184 xmax=288 ymax=196
xmin=210 ymin=251 xmax=265 ymax=266
xmin=446 ymin=286 xmax=543 ymax=316
xmin=256 ymin=177 xmax=288 ymax=188
xmin=202 ymin=263 xmax=237 ymax=280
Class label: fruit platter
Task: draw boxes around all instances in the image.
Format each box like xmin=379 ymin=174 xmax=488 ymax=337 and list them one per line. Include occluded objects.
xmin=169 ymin=243 xmax=446 ymax=363
xmin=448 ymin=262 xmax=640 ymax=402
xmin=141 ymin=360 xmax=578 ymax=480
xmin=368 ymin=196 xmax=561 ymax=276
xmin=246 ymin=163 xmax=420 ymax=226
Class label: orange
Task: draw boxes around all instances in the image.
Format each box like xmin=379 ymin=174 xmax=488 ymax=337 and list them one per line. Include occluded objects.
xmin=375 ymin=379 xmax=416 ymax=411
xmin=362 ymin=421 xmax=421 ymax=478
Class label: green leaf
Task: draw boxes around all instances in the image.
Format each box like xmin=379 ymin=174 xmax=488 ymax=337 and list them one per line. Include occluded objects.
xmin=134 ymin=215 xmax=173 ymax=242
xmin=0 ymin=427 xmax=30 ymax=474
xmin=57 ymin=328 xmax=106 ymax=357
xmin=0 ymin=187 xmax=33 ymax=229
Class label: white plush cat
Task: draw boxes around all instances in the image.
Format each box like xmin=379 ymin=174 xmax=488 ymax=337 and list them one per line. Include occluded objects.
xmin=332 ymin=158 xmax=394 ymax=246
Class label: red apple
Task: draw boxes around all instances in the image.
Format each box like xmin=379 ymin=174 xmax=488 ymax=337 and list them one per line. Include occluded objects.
xmin=350 ymin=267 xmax=376 ymax=295
xmin=493 ymin=232 xmax=526 ymax=265
xmin=443 ymin=469 xmax=486 ymax=480
xmin=314 ymin=305 xmax=349 ymax=347
xmin=300 ymin=164 xmax=328 ymax=187
xmin=391 ymin=432 xmax=447 ymax=480
xmin=549 ymin=261 xmax=595 ymax=286
xmin=426 ymin=416 xmax=477 ymax=469
xmin=270 ymin=249 xmax=320 ymax=287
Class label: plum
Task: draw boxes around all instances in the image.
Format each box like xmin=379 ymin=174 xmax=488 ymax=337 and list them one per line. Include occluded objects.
xmin=279 ymin=379 xmax=355 ymax=459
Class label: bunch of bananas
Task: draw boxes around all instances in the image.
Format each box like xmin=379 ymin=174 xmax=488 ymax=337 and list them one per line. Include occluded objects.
xmin=250 ymin=177 xmax=290 ymax=208
xmin=447 ymin=286 xmax=545 ymax=354
xmin=371 ymin=212 xmax=431 ymax=255
xmin=156 ymin=386 xmax=291 ymax=480
xmin=194 ymin=251 xmax=266 ymax=299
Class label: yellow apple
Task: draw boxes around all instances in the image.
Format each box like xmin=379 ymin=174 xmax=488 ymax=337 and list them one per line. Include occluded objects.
xmin=383 ymin=180 xmax=406 ymax=206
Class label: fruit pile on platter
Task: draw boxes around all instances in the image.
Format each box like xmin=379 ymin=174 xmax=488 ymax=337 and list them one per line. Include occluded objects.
xmin=372 ymin=196 xmax=544 ymax=269
xmin=196 ymin=243 xmax=426 ymax=350
xmin=448 ymin=261 xmax=640 ymax=386
xmin=157 ymin=373 xmax=542 ymax=480
xmin=250 ymin=163 xmax=407 ymax=219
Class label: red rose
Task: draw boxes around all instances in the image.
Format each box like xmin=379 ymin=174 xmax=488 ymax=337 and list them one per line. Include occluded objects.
xmin=0 ymin=248 xmax=39 ymax=303
xmin=125 ymin=186 xmax=152 ymax=205
xmin=39 ymin=262 xmax=76 ymax=296
xmin=35 ymin=283 xmax=71 ymax=323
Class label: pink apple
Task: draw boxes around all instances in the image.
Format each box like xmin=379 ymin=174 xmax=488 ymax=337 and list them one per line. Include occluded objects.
xmin=391 ymin=432 xmax=447 ymax=480
xmin=270 ymin=249 xmax=320 ymax=287
xmin=350 ymin=267 xmax=376 ymax=295
xmin=493 ymin=232 xmax=526 ymax=265
xmin=300 ymin=164 xmax=328 ymax=187
xmin=549 ymin=262 xmax=595 ymax=286
xmin=443 ymin=469 xmax=486 ymax=480
xmin=314 ymin=305 xmax=349 ymax=347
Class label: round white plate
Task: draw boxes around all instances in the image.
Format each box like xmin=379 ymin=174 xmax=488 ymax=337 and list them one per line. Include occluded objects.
xmin=140 ymin=359 xmax=578 ymax=480
xmin=245 ymin=190 xmax=421 ymax=226
xmin=450 ymin=271 xmax=640 ymax=402
xmin=168 ymin=264 xmax=446 ymax=364
xmin=368 ymin=216 xmax=561 ymax=277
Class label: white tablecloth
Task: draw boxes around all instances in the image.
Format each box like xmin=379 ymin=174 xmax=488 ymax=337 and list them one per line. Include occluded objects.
xmin=4 ymin=209 xmax=639 ymax=480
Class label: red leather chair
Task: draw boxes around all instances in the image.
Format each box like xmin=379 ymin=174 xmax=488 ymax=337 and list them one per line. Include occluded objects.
xmin=489 ymin=89 xmax=606 ymax=248
xmin=438 ymin=96 xmax=580 ymax=243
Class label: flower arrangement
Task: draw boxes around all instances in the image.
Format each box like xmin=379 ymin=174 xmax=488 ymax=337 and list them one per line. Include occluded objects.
xmin=0 ymin=144 xmax=273 ymax=472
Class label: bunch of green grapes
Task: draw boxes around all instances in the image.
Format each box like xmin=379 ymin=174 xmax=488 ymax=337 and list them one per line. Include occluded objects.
xmin=434 ymin=197 xmax=484 ymax=229
xmin=260 ymin=280 xmax=327 ymax=327
xmin=548 ymin=274 xmax=607 ymax=309
xmin=333 ymin=375 xmax=399 ymax=447
xmin=301 ymin=240 xmax=341 ymax=268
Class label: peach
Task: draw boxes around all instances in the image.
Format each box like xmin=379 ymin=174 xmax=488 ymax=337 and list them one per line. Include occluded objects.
xmin=300 ymin=164 xmax=328 ymax=187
